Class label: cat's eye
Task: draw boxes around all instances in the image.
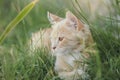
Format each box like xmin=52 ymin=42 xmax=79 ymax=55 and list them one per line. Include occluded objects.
xmin=58 ymin=37 xmax=64 ymax=41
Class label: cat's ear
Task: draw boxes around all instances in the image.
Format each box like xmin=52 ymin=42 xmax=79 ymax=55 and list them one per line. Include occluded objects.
xmin=66 ymin=11 xmax=84 ymax=31
xmin=47 ymin=12 xmax=63 ymax=24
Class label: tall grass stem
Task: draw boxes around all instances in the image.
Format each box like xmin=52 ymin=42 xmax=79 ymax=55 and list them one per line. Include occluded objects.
xmin=0 ymin=0 xmax=38 ymax=44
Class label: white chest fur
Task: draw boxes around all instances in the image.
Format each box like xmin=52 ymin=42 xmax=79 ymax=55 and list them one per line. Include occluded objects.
xmin=55 ymin=51 xmax=83 ymax=72
xmin=54 ymin=51 xmax=88 ymax=80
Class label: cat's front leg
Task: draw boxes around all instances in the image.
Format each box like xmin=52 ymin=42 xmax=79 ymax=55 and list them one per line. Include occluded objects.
xmin=57 ymin=68 xmax=89 ymax=80
xmin=58 ymin=69 xmax=86 ymax=80
xmin=58 ymin=70 xmax=78 ymax=80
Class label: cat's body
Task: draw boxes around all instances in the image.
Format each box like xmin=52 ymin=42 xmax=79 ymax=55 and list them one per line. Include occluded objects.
xmin=29 ymin=28 xmax=52 ymax=51
xmin=29 ymin=11 xmax=94 ymax=80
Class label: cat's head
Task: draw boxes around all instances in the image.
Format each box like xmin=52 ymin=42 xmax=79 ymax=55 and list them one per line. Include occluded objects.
xmin=48 ymin=11 xmax=92 ymax=55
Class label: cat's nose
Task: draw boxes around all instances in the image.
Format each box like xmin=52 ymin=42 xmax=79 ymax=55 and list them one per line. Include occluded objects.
xmin=52 ymin=47 xmax=56 ymax=50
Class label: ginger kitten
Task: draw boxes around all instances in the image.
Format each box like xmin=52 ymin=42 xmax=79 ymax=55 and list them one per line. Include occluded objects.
xmin=30 ymin=11 xmax=94 ymax=80
xmin=48 ymin=11 xmax=93 ymax=80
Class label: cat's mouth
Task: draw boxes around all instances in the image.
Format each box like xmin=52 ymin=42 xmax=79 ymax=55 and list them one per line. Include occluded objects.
xmin=51 ymin=47 xmax=72 ymax=54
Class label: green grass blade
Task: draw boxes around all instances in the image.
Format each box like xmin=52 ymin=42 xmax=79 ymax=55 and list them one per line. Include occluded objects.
xmin=0 ymin=0 xmax=38 ymax=44
xmin=95 ymin=51 xmax=102 ymax=80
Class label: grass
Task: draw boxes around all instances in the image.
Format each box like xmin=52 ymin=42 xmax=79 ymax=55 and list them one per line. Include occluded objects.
xmin=0 ymin=0 xmax=38 ymax=44
xmin=0 ymin=0 xmax=120 ymax=80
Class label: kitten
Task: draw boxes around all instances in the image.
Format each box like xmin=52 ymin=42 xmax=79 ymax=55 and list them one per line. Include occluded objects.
xmin=29 ymin=11 xmax=94 ymax=79
xmin=48 ymin=11 xmax=93 ymax=80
